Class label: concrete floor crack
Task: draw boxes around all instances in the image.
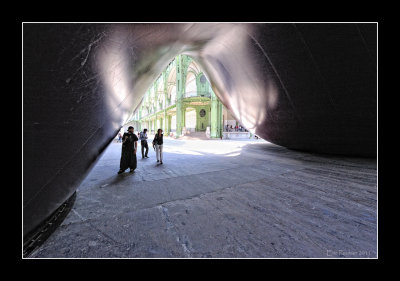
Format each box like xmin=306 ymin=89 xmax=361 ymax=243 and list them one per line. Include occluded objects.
xmin=157 ymin=205 xmax=193 ymax=258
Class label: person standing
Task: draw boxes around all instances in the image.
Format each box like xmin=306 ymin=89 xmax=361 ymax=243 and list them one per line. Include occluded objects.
xmin=117 ymin=132 xmax=122 ymax=143
xmin=152 ymin=128 xmax=164 ymax=164
xmin=139 ymin=128 xmax=149 ymax=159
xmin=118 ymin=126 xmax=138 ymax=174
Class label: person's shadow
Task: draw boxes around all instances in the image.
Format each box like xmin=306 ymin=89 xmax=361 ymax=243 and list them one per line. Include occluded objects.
xmin=98 ymin=170 xmax=136 ymax=188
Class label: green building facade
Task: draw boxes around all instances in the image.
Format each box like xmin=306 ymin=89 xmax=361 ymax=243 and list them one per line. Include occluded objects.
xmin=126 ymin=55 xmax=225 ymax=138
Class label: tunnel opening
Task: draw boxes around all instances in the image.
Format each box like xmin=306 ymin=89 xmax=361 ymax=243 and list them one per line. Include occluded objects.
xmin=123 ymin=54 xmax=254 ymax=141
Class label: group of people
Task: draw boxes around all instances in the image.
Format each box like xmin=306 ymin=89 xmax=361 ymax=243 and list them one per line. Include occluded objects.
xmin=224 ymin=124 xmax=247 ymax=132
xmin=117 ymin=126 xmax=164 ymax=174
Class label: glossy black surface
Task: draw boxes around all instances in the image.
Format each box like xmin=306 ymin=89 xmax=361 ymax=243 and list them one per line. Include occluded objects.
xmin=23 ymin=23 xmax=376 ymax=236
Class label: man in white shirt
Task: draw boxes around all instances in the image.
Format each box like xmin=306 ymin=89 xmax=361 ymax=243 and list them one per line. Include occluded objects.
xmin=139 ymin=128 xmax=149 ymax=159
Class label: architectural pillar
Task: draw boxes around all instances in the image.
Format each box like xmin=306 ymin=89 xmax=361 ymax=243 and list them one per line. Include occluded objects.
xmin=137 ymin=108 xmax=142 ymax=132
xmin=210 ymin=91 xmax=218 ymax=138
xmin=218 ymin=100 xmax=223 ymax=138
xmin=163 ymin=70 xmax=168 ymax=135
xmin=175 ymin=55 xmax=185 ymax=137
xmin=167 ymin=115 xmax=172 ymax=135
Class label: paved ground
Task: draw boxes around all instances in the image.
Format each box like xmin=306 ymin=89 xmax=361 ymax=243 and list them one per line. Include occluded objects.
xmin=30 ymin=136 xmax=377 ymax=258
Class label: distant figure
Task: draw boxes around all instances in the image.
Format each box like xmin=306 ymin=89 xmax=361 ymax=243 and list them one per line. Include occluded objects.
xmin=118 ymin=126 xmax=138 ymax=174
xmin=230 ymin=125 xmax=233 ymax=132
xmin=225 ymin=124 xmax=229 ymax=132
xmin=152 ymin=128 xmax=164 ymax=164
xmin=139 ymin=128 xmax=149 ymax=159
xmin=117 ymin=132 xmax=122 ymax=143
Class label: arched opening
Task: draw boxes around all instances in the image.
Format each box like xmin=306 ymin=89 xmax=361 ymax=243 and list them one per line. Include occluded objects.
xmin=169 ymin=85 xmax=176 ymax=106
xmin=170 ymin=114 xmax=176 ymax=132
xmin=185 ymin=107 xmax=196 ymax=133
xmin=185 ymin=72 xmax=197 ymax=97
xmin=127 ymin=55 xmax=248 ymax=140
xmin=167 ymin=64 xmax=177 ymax=106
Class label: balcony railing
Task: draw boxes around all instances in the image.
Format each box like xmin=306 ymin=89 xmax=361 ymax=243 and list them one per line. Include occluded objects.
xmin=184 ymin=91 xmax=211 ymax=98
xmin=136 ymin=91 xmax=212 ymax=120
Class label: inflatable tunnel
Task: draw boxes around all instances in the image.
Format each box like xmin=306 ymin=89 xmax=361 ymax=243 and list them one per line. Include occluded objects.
xmin=23 ymin=23 xmax=377 ymax=241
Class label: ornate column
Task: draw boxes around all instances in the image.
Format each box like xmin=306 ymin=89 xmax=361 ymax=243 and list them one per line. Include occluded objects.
xmin=210 ymin=91 xmax=218 ymax=138
xmin=218 ymin=99 xmax=223 ymax=138
xmin=175 ymin=55 xmax=185 ymax=137
xmin=168 ymin=115 xmax=172 ymax=136
xmin=163 ymin=70 xmax=168 ymax=135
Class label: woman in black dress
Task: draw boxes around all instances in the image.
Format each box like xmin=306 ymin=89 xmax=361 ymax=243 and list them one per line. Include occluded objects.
xmin=118 ymin=126 xmax=138 ymax=174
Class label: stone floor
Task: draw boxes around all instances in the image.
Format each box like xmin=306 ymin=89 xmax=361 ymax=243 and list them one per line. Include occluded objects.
xmin=29 ymin=136 xmax=377 ymax=258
